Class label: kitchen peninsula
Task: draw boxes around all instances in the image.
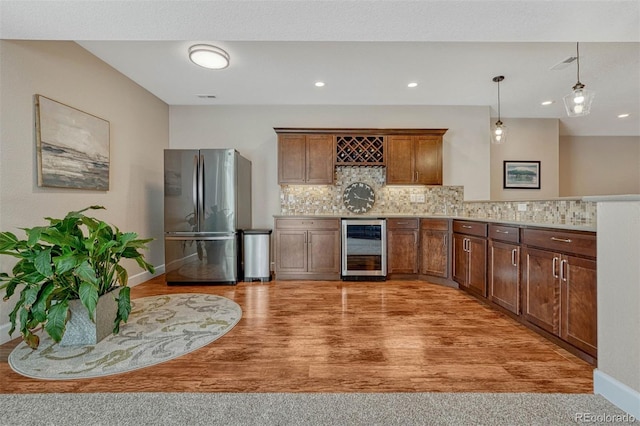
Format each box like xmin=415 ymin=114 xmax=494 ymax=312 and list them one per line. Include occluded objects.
xmin=274 ymin=196 xmax=598 ymax=363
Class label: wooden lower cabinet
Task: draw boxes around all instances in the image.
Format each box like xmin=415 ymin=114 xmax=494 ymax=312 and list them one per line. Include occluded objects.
xmin=419 ymin=219 xmax=449 ymax=278
xmin=274 ymin=218 xmax=340 ymax=280
xmin=522 ymin=247 xmax=561 ymax=334
xmin=488 ymin=241 xmax=520 ymax=314
xmin=452 ymin=221 xmax=487 ymax=297
xmin=561 ymin=255 xmax=597 ymax=356
xmin=387 ymin=218 xmax=419 ymax=274
xmin=521 ymin=228 xmax=597 ymax=358
xmin=488 ymin=224 xmax=521 ymax=315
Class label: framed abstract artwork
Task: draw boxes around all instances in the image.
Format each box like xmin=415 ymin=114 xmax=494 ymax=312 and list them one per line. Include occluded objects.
xmin=35 ymin=95 xmax=110 ymax=190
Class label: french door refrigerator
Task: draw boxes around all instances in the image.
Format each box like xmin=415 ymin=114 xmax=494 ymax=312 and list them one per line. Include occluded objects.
xmin=164 ymin=149 xmax=251 ymax=284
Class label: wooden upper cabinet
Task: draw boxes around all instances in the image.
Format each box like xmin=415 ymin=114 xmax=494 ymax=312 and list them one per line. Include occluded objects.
xmin=277 ymin=134 xmax=306 ymax=183
xmin=386 ymin=136 xmax=414 ymax=184
xmin=275 ymin=128 xmax=446 ymax=185
xmin=277 ymin=133 xmax=334 ymax=184
xmin=386 ymin=132 xmax=444 ymax=185
xmin=414 ymin=135 xmax=442 ymax=185
xmin=305 ymin=134 xmax=334 ymax=184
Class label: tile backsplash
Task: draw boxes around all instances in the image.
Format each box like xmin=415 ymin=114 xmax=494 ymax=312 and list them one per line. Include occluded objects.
xmin=279 ymin=166 xmax=596 ymax=227
xmin=280 ymin=166 xmax=463 ymax=216
xmin=461 ymin=199 xmax=596 ymax=226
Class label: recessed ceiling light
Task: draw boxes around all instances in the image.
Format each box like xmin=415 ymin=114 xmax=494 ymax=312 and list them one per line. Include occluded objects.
xmin=541 ymin=100 xmax=554 ymax=106
xmin=315 ymin=81 xmax=325 ymax=87
xmin=407 ymin=82 xmax=418 ymax=88
xmin=617 ymin=113 xmax=630 ymax=118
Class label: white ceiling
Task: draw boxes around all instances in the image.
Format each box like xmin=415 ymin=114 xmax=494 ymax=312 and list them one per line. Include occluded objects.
xmin=2 ymin=1 xmax=639 ymax=137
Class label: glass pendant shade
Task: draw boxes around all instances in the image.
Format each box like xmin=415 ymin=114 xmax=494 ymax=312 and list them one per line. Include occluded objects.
xmin=492 ymin=120 xmax=507 ymax=144
xmin=563 ymin=82 xmax=595 ymax=117
xmin=491 ymin=75 xmax=506 ymax=144
xmin=563 ymin=42 xmax=594 ymax=117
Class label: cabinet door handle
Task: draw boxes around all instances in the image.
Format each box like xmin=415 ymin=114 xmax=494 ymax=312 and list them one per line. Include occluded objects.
xmin=560 ymin=259 xmax=568 ymax=281
xmin=462 ymin=225 xmax=472 ymax=229
xmin=308 ymin=233 xmax=312 ymax=244
xmin=552 ymin=257 xmax=559 ymax=278
xmin=396 ymin=221 xmax=409 ymax=225
xmin=496 ymin=229 xmax=509 ymax=234
xmin=442 ymin=235 xmax=447 ymax=248
xmin=415 ymin=171 xmax=419 ymax=181
xmin=511 ymin=248 xmax=517 ymax=267
xmin=550 ymin=237 xmax=572 ymax=243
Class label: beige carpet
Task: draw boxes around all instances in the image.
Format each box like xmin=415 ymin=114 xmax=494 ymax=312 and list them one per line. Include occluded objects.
xmin=0 ymin=392 xmax=633 ymax=426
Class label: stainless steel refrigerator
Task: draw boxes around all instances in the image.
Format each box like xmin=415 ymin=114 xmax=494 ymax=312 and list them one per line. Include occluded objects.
xmin=164 ymin=149 xmax=251 ymax=284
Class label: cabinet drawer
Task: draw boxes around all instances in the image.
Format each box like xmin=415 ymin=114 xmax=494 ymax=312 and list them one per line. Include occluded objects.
xmin=453 ymin=220 xmax=488 ymax=238
xmin=489 ymin=224 xmax=520 ymax=244
xmin=275 ymin=218 xmax=339 ymax=230
xmin=521 ymin=228 xmax=596 ymax=258
xmin=420 ymin=218 xmax=450 ymax=231
xmin=387 ymin=218 xmax=419 ymax=229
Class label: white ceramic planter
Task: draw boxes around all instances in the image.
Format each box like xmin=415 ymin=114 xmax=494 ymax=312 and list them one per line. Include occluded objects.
xmin=59 ymin=288 xmax=119 ymax=346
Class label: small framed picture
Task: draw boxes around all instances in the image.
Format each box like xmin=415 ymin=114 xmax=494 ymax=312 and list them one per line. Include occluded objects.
xmin=503 ymin=161 xmax=541 ymax=189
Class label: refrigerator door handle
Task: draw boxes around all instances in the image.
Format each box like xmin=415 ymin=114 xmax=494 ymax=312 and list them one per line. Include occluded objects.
xmin=192 ymin=154 xmax=199 ymax=228
xmin=198 ymin=154 xmax=205 ymax=229
xmin=165 ymin=235 xmax=236 ymax=241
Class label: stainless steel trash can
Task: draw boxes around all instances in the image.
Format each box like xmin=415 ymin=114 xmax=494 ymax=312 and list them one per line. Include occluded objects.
xmin=243 ymin=229 xmax=272 ymax=282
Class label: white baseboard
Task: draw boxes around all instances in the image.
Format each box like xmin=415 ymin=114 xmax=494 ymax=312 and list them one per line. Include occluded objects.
xmin=0 ymin=322 xmax=14 ymax=345
xmin=594 ymin=369 xmax=640 ymax=418
xmin=0 ymin=265 xmax=166 ymax=345
xmin=128 ymin=264 xmax=165 ymax=287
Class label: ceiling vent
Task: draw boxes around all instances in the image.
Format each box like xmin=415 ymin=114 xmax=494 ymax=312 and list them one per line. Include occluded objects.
xmin=196 ymin=94 xmax=217 ymax=99
xmin=550 ymin=56 xmax=578 ymax=71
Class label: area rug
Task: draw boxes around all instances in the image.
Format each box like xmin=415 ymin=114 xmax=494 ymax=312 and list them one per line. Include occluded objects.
xmin=8 ymin=293 xmax=242 ymax=380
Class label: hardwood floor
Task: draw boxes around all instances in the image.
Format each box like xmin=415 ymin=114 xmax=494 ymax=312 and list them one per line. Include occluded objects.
xmin=0 ymin=276 xmax=594 ymax=393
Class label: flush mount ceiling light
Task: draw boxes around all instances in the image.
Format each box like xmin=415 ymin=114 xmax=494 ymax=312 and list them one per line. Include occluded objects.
xmin=563 ymin=42 xmax=595 ymax=117
xmin=492 ymin=75 xmax=507 ymax=145
xmin=188 ymin=44 xmax=230 ymax=69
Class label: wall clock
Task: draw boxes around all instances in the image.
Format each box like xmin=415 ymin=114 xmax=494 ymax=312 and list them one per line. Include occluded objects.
xmin=343 ymin=182 xmax=375 ymax=214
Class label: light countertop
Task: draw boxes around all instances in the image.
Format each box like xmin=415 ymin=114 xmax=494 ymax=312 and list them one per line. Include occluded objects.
xmin=273 ymin=214 xmax=596 ymax=232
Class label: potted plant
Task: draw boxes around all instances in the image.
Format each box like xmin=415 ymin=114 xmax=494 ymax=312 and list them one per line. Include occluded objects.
xmin=0 ymin=206 xmax=155 ymax=349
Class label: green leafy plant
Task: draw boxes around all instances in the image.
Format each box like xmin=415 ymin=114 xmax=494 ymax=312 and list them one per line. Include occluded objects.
xmin=0 ymin=206 xmax=155 ymax=349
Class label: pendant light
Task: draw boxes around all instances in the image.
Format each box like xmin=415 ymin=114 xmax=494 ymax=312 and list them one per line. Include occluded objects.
xmin=492 ymin=75 xmax=507 ymax=145
xmin=563 ymin=42 xmax=595 ymax=117
xmin=188 ymin=44 xmax=230 ymax=69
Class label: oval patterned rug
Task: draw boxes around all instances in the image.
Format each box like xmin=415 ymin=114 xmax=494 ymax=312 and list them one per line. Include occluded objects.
xmin=8 ymin=293 xmax=242 ymax=380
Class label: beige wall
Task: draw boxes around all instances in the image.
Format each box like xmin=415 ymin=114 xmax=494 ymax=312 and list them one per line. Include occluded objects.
xmin=560 ymin=136 xmax=640 ymax=196
xmin=595 ymin=200 xmax=640 ymax=416
xmin=0 ymin=41 xmax=168 ymax=343
xmin=490 ymin=118 xmax=559 ymax=200
xmin=169 ymin=105 xmax=492 ymax=228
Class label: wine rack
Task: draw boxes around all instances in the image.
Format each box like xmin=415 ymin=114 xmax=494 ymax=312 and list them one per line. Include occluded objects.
xmin=335 ymin=135 xmax=385 ymax=165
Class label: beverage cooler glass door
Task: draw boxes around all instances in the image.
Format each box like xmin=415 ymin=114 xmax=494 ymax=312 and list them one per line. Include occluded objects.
xmin=164 ymin=234 xmax=240 ymax=283
xmin=341 ymin=220 xmax=387 ymax=276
